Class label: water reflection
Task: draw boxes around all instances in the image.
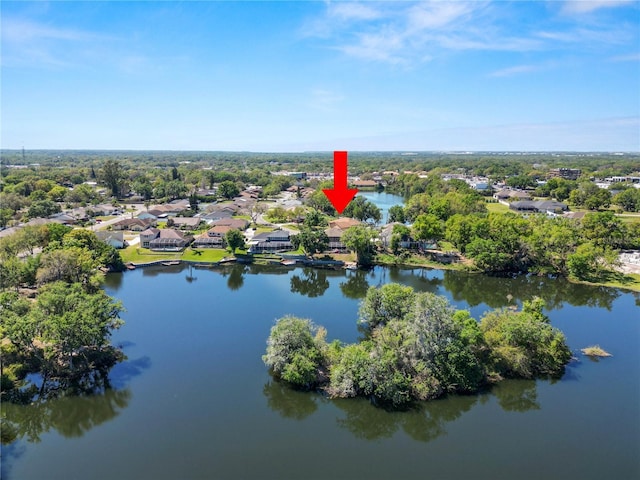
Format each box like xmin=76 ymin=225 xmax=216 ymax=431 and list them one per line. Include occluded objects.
xmin=339 ymin=270 xmax=372 ymax=299
xmin=225 ymin=264 xmax=246 ymax=290
xmin=185 ymin=264 xmax=198 ymax=283
xmin=441 ymin=270 xmax=623 ymax=311
xmin=263 ymin=380 xmax=319 ymax=420
xmin=102 ymin=271 xmax=123 ymax=291
xmin=290 ymin=268 xmax=330 ymax=298
xmin=387 ymin=267 xmax=443 ymax=293
xmin=1 ymin=387 xmax=131 ymax=445
xmin=264 ymin=378 xmax=542 ymax=442
xmin=491 ymin=380 xmax=540 ymax=412
xmin=334 ymin=394 xmax=479 ymax=442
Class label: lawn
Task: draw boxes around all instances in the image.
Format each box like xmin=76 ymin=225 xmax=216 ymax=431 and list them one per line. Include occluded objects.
xmin=120 ymin=246 xmax=181 ymax=263
xmin=182 ymin=248 xmax=230 ymax=263
xmin=120 ymin=246 xmax=233 ymax=264
xmin=618 ymin=214 xmax=640 ymax=225
xmin=485 ymin=202 xmax=510 ymax=214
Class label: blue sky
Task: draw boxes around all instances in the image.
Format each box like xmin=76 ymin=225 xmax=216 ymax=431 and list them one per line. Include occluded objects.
xmin=2 ymin=1 xmax=639 ymax=152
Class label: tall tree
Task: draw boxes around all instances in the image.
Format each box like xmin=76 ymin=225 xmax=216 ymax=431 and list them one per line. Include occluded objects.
xmin=342 ymin=225 xmax=376 ymax=266
xmin=100 ymin=160 xmax=126 ymax=198
xmin=225 ymin=229 xmax=245 ymax=254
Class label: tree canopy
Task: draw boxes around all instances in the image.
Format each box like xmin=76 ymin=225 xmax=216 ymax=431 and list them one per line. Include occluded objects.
xmin=263 ymin=284 xmax=571 ymax=409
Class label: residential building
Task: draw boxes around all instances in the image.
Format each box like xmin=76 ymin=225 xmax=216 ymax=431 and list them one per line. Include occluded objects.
xmin=549 ymin=168 xmax=581 ymax=180
xmin=96 ymin=231 xmax=125 ymax=249
xmin=170 ymin=217 xmax=202 ymax=230
xmin=112 ymin=218 xmax=155 ymax=231
xmin=248 ymin=230 xmax=292 ymax=253
xmin=140 ymin=228 xmax=193 ymax=251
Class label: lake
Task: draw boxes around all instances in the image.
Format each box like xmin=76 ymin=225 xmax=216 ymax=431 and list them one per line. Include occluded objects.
xmin=357 ymin=191 xmax=405 ymax=223
xmin=2 ymin=265 xmax=639 ymax=480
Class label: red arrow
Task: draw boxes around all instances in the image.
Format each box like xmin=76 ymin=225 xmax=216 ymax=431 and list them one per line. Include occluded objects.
xmin=323 ymin=151 xmax=358 ymax=214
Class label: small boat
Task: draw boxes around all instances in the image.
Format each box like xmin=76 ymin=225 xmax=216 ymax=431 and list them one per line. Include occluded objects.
xmin=126 ymin=264 xmax=136 ymax=270
xmin=162 ymin=261 xmax=181 ymax=266
xmin=344 ymin=262 xmax=358 ymax=270
xmin=280 ymin=259 xmax=296 ymax=266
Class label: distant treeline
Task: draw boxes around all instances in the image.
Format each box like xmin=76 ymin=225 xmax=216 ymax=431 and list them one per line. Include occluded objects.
xmin=2 ymin=150 xmax=639 ymax=177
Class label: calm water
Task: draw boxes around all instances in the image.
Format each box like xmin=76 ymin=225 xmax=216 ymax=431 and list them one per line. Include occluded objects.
xmin=357 ymin=191 xmax=404 ymax=223
xmin=2 ymin=265 xmax=639 ymax=480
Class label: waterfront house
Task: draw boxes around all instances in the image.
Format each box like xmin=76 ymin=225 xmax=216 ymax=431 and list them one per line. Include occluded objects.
xmin=328 ymin=217 xmax=362 ymax=230
xmin=96 ymin=231 xmax=125 ymax=249
xmin=139 ymin=228 xmax=193 ymax=251
xmin=248 ymin=229 xmax=293 ymax=253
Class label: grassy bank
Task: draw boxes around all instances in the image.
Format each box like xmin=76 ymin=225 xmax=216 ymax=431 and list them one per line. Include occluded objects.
xmin=568 ymin=272 xmax=640 ymax=292
xmin=121 ymin=246 xmax=231 ymax=264
xmin=375 ymin=252 xmax=473 ymax=271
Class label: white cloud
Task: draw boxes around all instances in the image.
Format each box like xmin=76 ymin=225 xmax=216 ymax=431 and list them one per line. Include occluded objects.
xmin=1 ymin=18 xmax=94 ymax=43
xmin=286 ymin=117 xmax=640 ymax=152
xmin=309 ymin=1 xmax=543 ymax=65
xmin=306 ymin=1 xmax=637 ymax=65
xmin=609 ymin=53 xmax=640 ymax=62
xmin=1 ymin=17 xmax=114 ymax=68
xmin=327 ymin=2 xmax=383 ymax=21
xmin=407 ymin=1 xmax=477 ymax=30
xmin=489 ymin=64 xmax=540 ymax=78
xmin=562 ymin=0 xmax=636 ymax=14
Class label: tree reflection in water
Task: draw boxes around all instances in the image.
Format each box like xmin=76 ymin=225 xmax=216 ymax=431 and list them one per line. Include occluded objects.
xmin=263 ymin=377 xmax=543 ymax=442
xmin=1 ymin=387 xmax=131 ymax=445
xmin=1 ymin=355 xmax=149 ymax=447
xmin=339 ymin=269 xmax=372 ymax=299
xmin=442 ymin=270 xmax=621 ymax=311
xmin=290 ymin=268 xmax=330 ymax=298
xmin=263 ymin=380 xmax=318 ymax=420
xmin=226 ymin=264 xmax=246 ymax=290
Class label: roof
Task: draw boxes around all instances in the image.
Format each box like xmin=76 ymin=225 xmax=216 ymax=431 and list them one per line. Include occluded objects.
xmin=171 ymin=217 xmax=201 ymax=226
xmin=207 ymin=225 xmax=232 ymax=235
xmin=563 ymin=211 xmax=586 ymax=220
xmin=193 ymin=234 xmax=223 ymax=245
xmin=325 ymin=227 xmax=345 ymax=238
xmin=96 ymin=231 xmax=124 ymax=242
xmin=212 ymin=218 xmax=249 ymax=229
xmin=158 ymin=229 xmax=188 ymax=240
xmin=353 ymin=180 xmax=378 ymax=187
xmin=140 ymin=227 xmax=160 ymax=236
xmin=113 ymin=218 xmax=152 ymax=228
xmin=329 ymin=217 xmax=362 ymax=230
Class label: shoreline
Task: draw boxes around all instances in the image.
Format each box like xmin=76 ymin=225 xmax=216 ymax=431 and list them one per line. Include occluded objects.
xmin=124 ymin=253 xmax=640 ymax=293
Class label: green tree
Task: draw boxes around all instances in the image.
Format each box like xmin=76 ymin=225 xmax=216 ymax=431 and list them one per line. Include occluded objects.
xmin=388 ymin=205 xmax=406 ymax=224
xmin=32 ymin=282 xmax=124 ymax=378
xmin=390 ymin=224 xmax=411 ymax=255
xmin=358 ymin=283 xmax=416 ymax=333
xmin=342 ymin=225 xmax=376 ymax=266
xmin=303 ymin=209 xmax=328 ymax=228
xmin=412 ymin=213 xmax=444 ymax=242
xmin=100 ymin=160 xmax=127 ymax=198
xmin=343 ymin=196 xmax=382 ymax=224
xmin=480 ymin=298 xmax=571 ymax=378
xmin=218 ymin=181 xmax=240 ymax=199
xmin=262 ymin=316 xmax=326 ymax=389
xmin=292 ymin=227 xmax=329 ymax=256
xmin=27 ymin=199 xmax=61 ymax=219
xmin=47 ymin=185 xmax=68 ymax=202
xmin=225 ymin=229 xmax=245 ymax=254
xmin=581 ymin=211 xmax=628 ymax=249
xmin=613 ymin=188 xmax=640 ymax=212
xmin=36 ymin=247 xmax=98 ymax=289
